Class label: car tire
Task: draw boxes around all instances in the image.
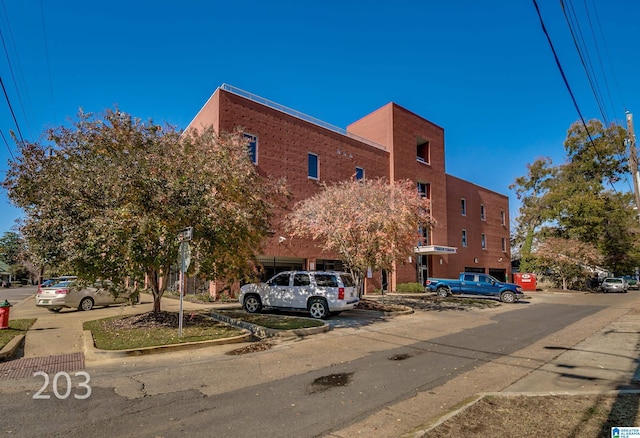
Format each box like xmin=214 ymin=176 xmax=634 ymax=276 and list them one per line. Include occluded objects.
xmin=500 ymin=291 xmax=516 ymax=303
xmin=78 ymin=297 xmax=94 ymax=311
xmin=308 ymin=297 xmax=329 ymax=319
xmin=436 ymin=287 xmax=449 ymax=298
xmin=47 ymin=307 xmax=62 ymax=313
xmin=243 ymin=295 xmax=262 ymax=314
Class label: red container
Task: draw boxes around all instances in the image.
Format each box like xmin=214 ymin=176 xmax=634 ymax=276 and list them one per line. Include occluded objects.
xmin=513 ymin=273 xmax=537 ymax=291
xmin=0 ymin=300 xmax=11 ymax=329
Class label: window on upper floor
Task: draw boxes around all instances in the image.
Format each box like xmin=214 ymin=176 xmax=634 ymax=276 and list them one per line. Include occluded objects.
xmin=501 ymin=210 xmax=506 ymax=226
xmin=355 ymin=167 xmax=364 ymax=180
xmin=480 ymin=204 xmax=486 ymax=221
xmin=417 ymin=137 xmax=430 ymax=164
xmin=481 ymin=233 xmax=486 ymax=249
xmin=418 ymin=225 xmax=431 ymax=246
xmin=243 ymin=133 xmax=258 ymax=164
xmin=462 ymin=229 xmax=468 ymax=247
xmin=461 ymin=198 xmax=467 ymax=216
xmin=417 ymin=182 xmax=431 ymax=198
xmin=502 ymin=237 xmax=507 ymax=252
xmin=308 ymin=153 xmax=319 ymax=180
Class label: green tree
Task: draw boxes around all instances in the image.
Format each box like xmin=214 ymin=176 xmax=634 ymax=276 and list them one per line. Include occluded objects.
xmin=0 ymin=231 xmax=24 ymax=265
xmin=509 ymin=157 xmax=556 ymax=271
xmin=512 ymin=119 xmax=640 ymax=278
xmin=3 ymin=109 xmax=282 ymax=311
xmin=285 ymin=178 xmax=434 ymax=296
xmin=549 ymin=120 xmax=628 ymax=242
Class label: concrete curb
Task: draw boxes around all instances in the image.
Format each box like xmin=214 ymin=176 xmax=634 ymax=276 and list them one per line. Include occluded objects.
xmin=0 ymin=334 xmax=24 ymax=361
xmin=83 ymin=329 xmax=251 ymax=361
xmin=209 ymin=310 xmax=331 ymax=339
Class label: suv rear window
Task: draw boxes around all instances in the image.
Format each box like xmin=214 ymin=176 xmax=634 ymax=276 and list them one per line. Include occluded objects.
xmin=339 ymin=274 xmax=354 ymax=287
xmin=314 ymin=274 xmax=338 ymax=287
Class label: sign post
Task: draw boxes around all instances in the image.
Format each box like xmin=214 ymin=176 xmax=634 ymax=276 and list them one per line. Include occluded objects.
xmin=177 ymin=228 xmax=192 ymax=337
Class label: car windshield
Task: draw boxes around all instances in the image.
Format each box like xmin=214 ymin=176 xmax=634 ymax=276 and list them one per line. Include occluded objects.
xmin=607 ymin=279 xmax=623 ymax=284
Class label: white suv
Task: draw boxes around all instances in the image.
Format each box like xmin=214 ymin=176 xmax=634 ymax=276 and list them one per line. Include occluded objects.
xmin=239 ymin=271 xmax=359 ymax=319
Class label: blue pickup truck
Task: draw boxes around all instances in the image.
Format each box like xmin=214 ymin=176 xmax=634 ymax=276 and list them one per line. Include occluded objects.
xmin=426 ymin=272 xmax=524 ymax=303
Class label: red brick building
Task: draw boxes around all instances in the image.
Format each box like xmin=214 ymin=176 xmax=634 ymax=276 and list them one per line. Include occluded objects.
xmin=186 ymin=84 xmax=510 ymax=292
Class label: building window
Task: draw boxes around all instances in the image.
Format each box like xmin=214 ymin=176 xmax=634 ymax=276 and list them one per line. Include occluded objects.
xmin=481 ymin=234 xmax=486 ymax=249
xmin=308 ymin=153 xmax=319 ymax=180
xmin=501 ymin=237 xmax=507 ymax=252
xmin=480 ymin=204 xmax=486 ymax=221
xmin=355 ymin=167 xmax=364 ymax=180
xmin=417 ymin=138 xmax=430 ymax=164
xmin=461 ymin=198 xmax=467 ymax=216
xmin=462 ymin=229 xmax=467 ymax=247
xmin=501 ymin=210 xmax=506 ymax=226
xmin=418 ymin=226 xmax=430 ymax=246
xmin=417 ymin=182 xmax=430 ymax=198
xmin=244 ymin=133 xmax=258 ymax=164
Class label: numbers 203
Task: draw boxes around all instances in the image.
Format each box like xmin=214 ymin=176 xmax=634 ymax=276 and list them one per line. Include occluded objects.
xmin=32 ymin=371 xmax=91 ymax=400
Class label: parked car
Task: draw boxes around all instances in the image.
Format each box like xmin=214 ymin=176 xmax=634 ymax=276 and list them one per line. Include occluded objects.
xmin=600 ymin=277 xmax=628 ymax=293
xmin=623 ymin=275 xmax=639 ymax=290
xmin=35 ymin=280 xmax=136 ymax=312
xmin=37 ymin=276 xmax=77 ymax=295
xmin=239 ymin=271 xmax=359 ymax=319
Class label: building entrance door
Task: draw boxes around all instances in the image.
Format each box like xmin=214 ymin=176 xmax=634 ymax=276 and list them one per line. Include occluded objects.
xmin=417 ymin=255 xmax=429 ymax=286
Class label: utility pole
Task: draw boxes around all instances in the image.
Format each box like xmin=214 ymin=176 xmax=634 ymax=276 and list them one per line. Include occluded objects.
xmin=626 ymin=112 xmax=640 ymax=222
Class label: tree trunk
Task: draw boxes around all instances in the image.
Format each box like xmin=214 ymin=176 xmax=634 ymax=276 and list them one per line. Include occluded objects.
xmin=147 ymin=268 xmax=162 ymax=313
xmin=153 ymin=294 xmax=161 ymax=312
xmin=351 ymin=269 xmax=365 ymax=299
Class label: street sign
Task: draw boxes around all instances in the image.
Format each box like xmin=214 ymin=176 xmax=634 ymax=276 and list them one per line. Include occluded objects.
xmin=178 ymin=227 xmax=193 ymax=242
xmin=179 ymin=241 xmax=191 ymax=273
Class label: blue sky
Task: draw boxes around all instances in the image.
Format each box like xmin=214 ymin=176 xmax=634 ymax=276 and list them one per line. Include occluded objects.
xmin=0 ymin=1 xmax=637 ymax=236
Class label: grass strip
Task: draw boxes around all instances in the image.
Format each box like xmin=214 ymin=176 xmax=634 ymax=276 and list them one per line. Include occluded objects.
xmin=0 ymin=319 xmax=37 ymax=349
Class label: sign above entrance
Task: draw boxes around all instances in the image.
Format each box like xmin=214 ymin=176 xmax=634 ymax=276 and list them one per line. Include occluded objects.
xmin=414 ymin=245 xmax=457 ymax=255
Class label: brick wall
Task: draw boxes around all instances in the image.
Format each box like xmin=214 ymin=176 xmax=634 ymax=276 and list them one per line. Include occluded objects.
xmin=444 ymin=175 xmax=511 ymax=280
xmin=186 ymin=85 xmax=511 ymax=291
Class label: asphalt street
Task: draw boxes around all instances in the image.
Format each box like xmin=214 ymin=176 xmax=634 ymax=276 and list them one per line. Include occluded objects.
xmin=1 ymin=293 xmax=625 ymax=438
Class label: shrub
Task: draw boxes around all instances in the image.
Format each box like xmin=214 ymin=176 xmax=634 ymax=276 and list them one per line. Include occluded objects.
xmin=395 ymin=282 xmax=425 ymax=293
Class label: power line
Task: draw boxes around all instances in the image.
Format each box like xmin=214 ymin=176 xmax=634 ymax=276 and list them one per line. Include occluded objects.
xmin=0 ymin=0 xmax=32 ymax=140
xmin=561 ymin=0 xmax=609 ymax=126
xmin=581 ymin=0 xmax=617 ymax=124
xmin=531 ymin=0 xmax=619 ymax=196
xmin=39 ymin=0 xmax=55 ymax=122
xmin=0 ymin=129 xmax=15 ymax=161
xmin=0 ymin=76 xmax=25 ymax=144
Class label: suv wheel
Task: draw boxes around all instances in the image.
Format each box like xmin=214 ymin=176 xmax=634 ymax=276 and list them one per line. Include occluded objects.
xmin=244 ymin=295 xmax=262 ymax=313
xmin=308 ymin=297 xmax=329 ymax=319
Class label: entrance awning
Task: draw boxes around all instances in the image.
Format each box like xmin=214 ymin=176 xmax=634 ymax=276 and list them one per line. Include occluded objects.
xmin=414 ymin=245 xmax=457 ymax=255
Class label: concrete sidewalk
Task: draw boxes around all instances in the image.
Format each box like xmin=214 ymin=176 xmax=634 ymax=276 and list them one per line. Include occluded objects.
xmin=6 ymin=292 xmax=240 ymax=358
